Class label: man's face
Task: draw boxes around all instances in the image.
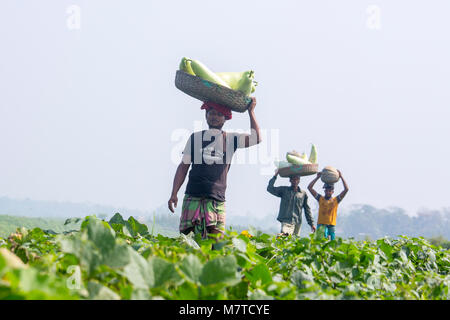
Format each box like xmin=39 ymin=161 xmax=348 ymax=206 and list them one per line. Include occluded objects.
xmin=290 ymin=176 xmax=300 ymax=187
xmin=325 ymin=188 xmax=334 ymax=198
xmin=206 ymin=109 xmax=226 ymax=129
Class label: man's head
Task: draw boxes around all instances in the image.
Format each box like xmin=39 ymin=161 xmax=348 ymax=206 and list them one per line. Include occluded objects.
xmin=205 ymin=108 xmax=226 ymax=129
xmin=323 ymin=183 xmax=334 ymax=198
xmin=289 ymin=175 xmax=300 ymax=188
xmin=201 ymin=102 xmax=232 ymax=129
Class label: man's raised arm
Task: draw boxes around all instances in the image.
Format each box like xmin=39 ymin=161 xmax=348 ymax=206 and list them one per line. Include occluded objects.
xmin=239 ymin=97 xmax=262 ymax=148
xmin=267 ymin=169 xmax=283 ymax=197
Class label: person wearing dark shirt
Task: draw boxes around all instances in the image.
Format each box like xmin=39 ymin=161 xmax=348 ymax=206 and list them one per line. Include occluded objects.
xmin=267 ymin=169 xmax=316 ymax=236
xmin=168 ymin=98 xmax=261 ymax=239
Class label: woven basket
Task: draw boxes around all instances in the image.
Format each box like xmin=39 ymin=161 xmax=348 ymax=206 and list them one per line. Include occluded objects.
xmin=175 ymin=70 xmax=252 ymax=113
xmin=278 ymin=163 xmax=319 ymax=178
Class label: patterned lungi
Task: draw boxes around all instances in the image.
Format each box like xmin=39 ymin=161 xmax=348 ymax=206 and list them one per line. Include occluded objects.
xmin=179 ymin=195 xmax=226 ymax=239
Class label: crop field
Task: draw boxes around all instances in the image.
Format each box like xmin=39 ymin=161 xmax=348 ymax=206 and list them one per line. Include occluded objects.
xmin=0 ymin=213 xmax=449 ymax=300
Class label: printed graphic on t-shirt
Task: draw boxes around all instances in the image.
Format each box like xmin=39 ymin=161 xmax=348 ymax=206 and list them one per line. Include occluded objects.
xmin=182 ymin=130 xmax=247 ymax=165
xmin=182 ymin=130 xmax=244 ymax=202
xmin=202 ymin=145 xmax=224 ymax=164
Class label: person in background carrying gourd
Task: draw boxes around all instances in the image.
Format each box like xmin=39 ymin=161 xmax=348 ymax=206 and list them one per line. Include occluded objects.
xmin=267 ymin=169 xmax=316 ymax=237
xmin=168 ymin=98 xmax=261 ymax=241
xmin=307 ymin=170 xmax=349 ymax=240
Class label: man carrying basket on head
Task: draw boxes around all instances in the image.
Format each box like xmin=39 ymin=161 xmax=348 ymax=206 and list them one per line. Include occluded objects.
xmin=168 ymin=98 xmax=261 ymax=240
xmin=267 ymin=169 xmax=316 ymax=236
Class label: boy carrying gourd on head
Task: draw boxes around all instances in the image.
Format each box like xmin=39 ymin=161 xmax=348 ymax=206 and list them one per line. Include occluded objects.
xmin=307 ymin=170 xmax=349 ymax=240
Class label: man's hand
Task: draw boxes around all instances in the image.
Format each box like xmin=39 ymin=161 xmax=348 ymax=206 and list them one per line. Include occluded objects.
xmin=311 ymin=225 xmax=316 ymax=233
xmin=247 ymin=97 xmax=256 ymax=113
xmin=168 ymin=194 xmax=178 ymax=213
xmin=317 ymin=172 xmax=322 ymax=178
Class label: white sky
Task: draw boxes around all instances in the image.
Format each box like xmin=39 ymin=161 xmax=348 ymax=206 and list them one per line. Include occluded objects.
xmin=1 ymin=0 xmax=449 ymax=218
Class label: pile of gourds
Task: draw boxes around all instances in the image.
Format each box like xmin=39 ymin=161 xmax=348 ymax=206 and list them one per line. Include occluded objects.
xmin=179 ymin=57 xmax=257 ymax=96
xmin=275 ymin=144 xmax=318 ymax=168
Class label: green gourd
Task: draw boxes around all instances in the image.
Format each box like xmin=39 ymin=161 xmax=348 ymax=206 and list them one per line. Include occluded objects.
xmin=216 ymin=71 xmax=256 ymax=96
xmin=189 ymin=59 xmax=231 ymax=88
xmin=309 ymin=144 xmax=318 ymax=164
xmin=286 ymin=154 xmax=311 ymax=165
xmin=235 ymin=70 xmax=254 ymax=95
xmin=179 ymin=57 xmax=195 ymax=76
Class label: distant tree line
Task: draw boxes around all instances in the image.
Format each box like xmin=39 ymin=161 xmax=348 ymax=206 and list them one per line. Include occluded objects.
xmin=336 ymin=205 xmax=450 ymax=240
xmin=1 ymin=197 xmax=449 ymax=241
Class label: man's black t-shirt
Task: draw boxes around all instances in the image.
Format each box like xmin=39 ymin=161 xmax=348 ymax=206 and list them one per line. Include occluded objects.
xmin=182 ymin=129 xmax=244 ymax=202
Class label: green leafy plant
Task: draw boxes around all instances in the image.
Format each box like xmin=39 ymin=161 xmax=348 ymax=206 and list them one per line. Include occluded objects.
xmin=0 ymin=214 xmax=449 ymax=300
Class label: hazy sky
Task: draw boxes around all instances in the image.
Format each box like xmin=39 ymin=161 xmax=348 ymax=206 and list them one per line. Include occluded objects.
xmin=1 ymin=1 xmax=449 ymax=219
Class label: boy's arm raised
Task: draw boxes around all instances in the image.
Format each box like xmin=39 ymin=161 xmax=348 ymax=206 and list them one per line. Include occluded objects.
xmin=308 ymin=172 xmax=321 ymax=200
xmin=337 ymin=170 xmax=349 ymax=202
